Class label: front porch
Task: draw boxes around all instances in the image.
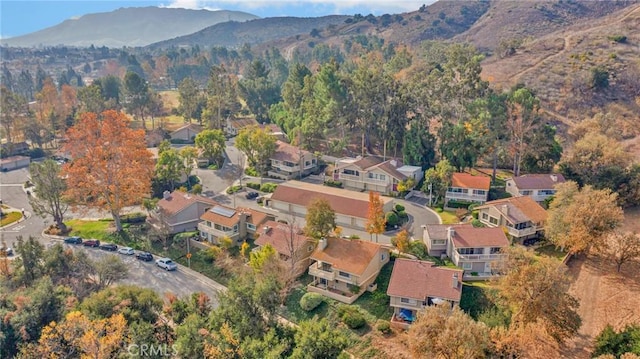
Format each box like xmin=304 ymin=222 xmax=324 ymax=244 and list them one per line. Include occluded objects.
xmin=308 ymin=278 xmax=359 ymax=304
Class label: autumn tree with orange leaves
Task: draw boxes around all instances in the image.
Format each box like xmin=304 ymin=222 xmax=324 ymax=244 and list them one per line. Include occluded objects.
xmin=62 ymin=110 xmax=154 ymax=231
xmin=366 ymin=191 xmax=386 ymax=243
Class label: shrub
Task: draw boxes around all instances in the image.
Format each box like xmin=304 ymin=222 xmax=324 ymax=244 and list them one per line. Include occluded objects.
xmin=407 ymin=241 xmax=428 ymax=260
xmin=397 ymin=210 xmax=408 ymax=219
xmin=299 ymin=292 xmax=324 ymax=311
xmin=260 ymin=183 xmax=278 ymax=193
xmin=376 ymin=320 xmax=391 ymax=334
xmin=121 ymin=213 xmax=146 ymax=224
xmin=28 ymin=148 xmax=46 ymax=159
xmin=608 ymin=35 xmax=627 ymax=43
xmin=446 ymin=200 xmax=473 ymax=209
xmin=324 ymin=180 xmax=343 ymax=188
xmin=245 ymin=167 xmax=259 ymax=177
xmin=471 ymin=219 xmax=485 ymax=228
xmin=246 ymin=182 xmax=260 ymax=190
xmin=394 ymin=204 xmax=405 ymax=212
xmin=208 ymin=164 xmax=218 ymax=170
xmin=191 ymin=184 xmax=202 ymax=194
xmin=591 ymin=66 xmax=609 ymax=90
xmin=226 ymin=185 xmax=242 ymax=194
xmin=338 ymin=305 xmax=366 ymax=329
xmin=386 ymin=212 xmax=399 ymax=226
xmin=170 ymin=139 xmax=189 ymax=144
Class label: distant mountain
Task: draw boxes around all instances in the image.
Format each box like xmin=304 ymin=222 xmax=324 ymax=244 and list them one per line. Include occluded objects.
xmin=147 ymin=15 xmax=351 ymax=49
xmin=0 ymin=7 xmax=259 ymax=48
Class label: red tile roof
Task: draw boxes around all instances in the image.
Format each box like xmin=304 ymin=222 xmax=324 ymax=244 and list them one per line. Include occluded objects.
xmin=310 ymin=237 xmax=385 ymax=275
xmin=157 ymin=192 xmax=218 ymax=216
xmin=271 ymin=140 xmax=311 ymax=163
xmin=270 ymin=181 xmax=393 ymax=219
xmin=255 ymin=220 xmax=313 ymax=256
xmin=451 ymin=173 xmax=491 ymax=190
xmin=387 ymin=259 xmax=463 ymax=302
xmin=450 ymin=226 xmax=509 ymax=248
xmin=510 ymin=174 xmax=566 ymax=190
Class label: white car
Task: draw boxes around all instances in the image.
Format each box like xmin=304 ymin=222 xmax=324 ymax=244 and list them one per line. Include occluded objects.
xmin=155 ymin=257 xmax=177 ymax=271
xmin=117 ymin=247 xmax=134 ymax=255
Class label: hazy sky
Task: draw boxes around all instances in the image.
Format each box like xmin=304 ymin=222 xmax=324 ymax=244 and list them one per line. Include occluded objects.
xmin=0 ymin=0 xmax=434 ymax=38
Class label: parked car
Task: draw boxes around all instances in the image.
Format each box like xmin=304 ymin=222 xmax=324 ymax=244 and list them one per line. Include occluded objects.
xmin=135 ymin=251 xmax=154 ymax=262
xmin=117 ymin=247 xmax=134 ymax=255
xmin=82 ymin=240 xmax=101 ymax=248
xmin=63 ymin=236 xmax=83 ymax=244
xmin=245 ymin=191 xmax=259 ymax=199
xmin=99 ymin=243 xmax=118 ymax=251
xmin=0 ymin=246 xmax=13 ymax=256
xmin=156 ymin=257 xmax=177 ymax=271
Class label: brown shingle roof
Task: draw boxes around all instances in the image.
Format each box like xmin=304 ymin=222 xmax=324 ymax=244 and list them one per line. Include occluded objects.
xmin=451 ymin=173 xmax=491 ymax=190
xmin=353 ymin=156 xmax=384 ymax=169
xmin=310 ymin=237 xmax=384 ymax=275
xmin=387 ymin=259 xmax=463 ymax=302
xmin=375 ymin=161 xmax=407 ymax=181
xmin=271 ymin=140 xmax=311 ymax=163
xmin=157 ymin=192 xmax=218 ymax=216
xmin=255 ymin=220 xmax=312 ymax=256
xmin=270 ymin=181 xmax=393 ymax=219
xmin=170 ymin=123 xmax=203 ymax=135
xmin=478 ymin=196 xmax=548 ymax=224
xmin=450 ymin=226 xmax=509 ymax=248
xmin=242 ymin=207 xmax=270 ymax=226
xmin=229 ymin=118 xmax=258 ymax=129
xmin=510 ymin=174 xmax=566 ymax=190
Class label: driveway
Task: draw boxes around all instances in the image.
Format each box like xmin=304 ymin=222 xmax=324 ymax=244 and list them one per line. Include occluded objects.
xmin=60 ymin=241 xmax=224 ymax=303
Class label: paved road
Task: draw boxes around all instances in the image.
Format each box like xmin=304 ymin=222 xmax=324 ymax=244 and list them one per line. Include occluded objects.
xmin=59 ymin=241 xmax=224 ymax=303
xmin=0 ymin=167 xmax=47 ymax=246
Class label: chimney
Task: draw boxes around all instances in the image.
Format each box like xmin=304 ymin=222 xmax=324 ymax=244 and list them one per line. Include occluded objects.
xmin=263 ymin=225 xmax=271 ymax=234
xmin=163 ymin=191 xmax=171 ymax=200
xmin=501 ymin=204 xmax=509 ymax=215
xmin=447 ymin=227 xmax=455 ymax=241
xmin=390 ymin=159 xmax=397 ymax=167
xmin=319 ymin=237 xmax=328 ymax=250
xmin=452 ymin=273 xmax=459 ymax=289
xmin=550 ymin=174 xmax=558 ymax=182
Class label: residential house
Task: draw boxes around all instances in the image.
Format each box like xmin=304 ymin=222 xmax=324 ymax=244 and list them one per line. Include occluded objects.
xmin=259 ymin=123 xmax=288 ymax=142
xmin=445 ymin=172 xmax=491 ymax=205
xmin=308 ymin=237 xmax=390 ymax=303
xmin=146 ymin=128 xmax=167 ymax=147
xmin=147 ymin=191 xmax=218 ymax=234
xmin=255 ymin=220 xmax=316 ymax=276
xmin=333 ymin=156 xmax=421 ymax=195
xmin=423 ymin=224 xmax=509 ymax=279
xmin=198 ymin=205 xmax=271 ymax=245
xmin=225 ymin=117 xmax=258 ymax=137
xmin=387 ymin=259 xmax=463 ymax=328
xmin=476 ymin=196 xmax=548 ymax=242
xmin=505 ymin=174 xmax=566 ymax=203
xmin=268 ymin=140 xmax=317 ymax=180
xmin=269 ymin=181 xmax=395 ymax=231
xmin=170 ymin=123 xmax=203 ymax=143
xmin=0 ymin=156 xmax=30 ymax=171
xmin=0 ymin=141 xmax=29 ymax=156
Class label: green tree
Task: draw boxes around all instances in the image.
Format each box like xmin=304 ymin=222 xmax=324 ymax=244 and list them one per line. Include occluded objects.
xmin=93 ymin=254 xmax=128 ymax=289
xmin=180 ymin=146 xmax=199 ymax=188
xmin=203 ymin=65 xmax=240 ymax=130
xmin=156 ymin=147 xmax=184 ymax=190
xmin=195 ymin=129 xmax=226 ymax=166
xmin=521 ymin=124 xmax=562 ymax=173
xmin=13 ymin=235 xmax=45 ymax=286
xmin=80 ymin=285 xmax=162 ymax=323
xmin=506 ymin=86 xmax=541 ymax=177
xmin=124 ymin=71 xmax=151 ymax=126
xmin=238 ymin=60 xmax=281 ymax=122
xmin=178 ymin=77 xmax=202 ymax=123
xmin=28 ymin=159 xmax=69 ymax=232
xmin=304 ymin=198 xmax=336 ymax=239
xmin=235 ymin=126 xmax=276 ymax=175
xmin=422 ymin=159 xmax=455 ymax=206
xmin=402 ymin=123 xmax=436 ymax=169
xmin=291 ymin=317 xmax=349 ymax=359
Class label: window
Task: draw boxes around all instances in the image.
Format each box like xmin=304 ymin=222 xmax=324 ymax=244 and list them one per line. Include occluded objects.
xmin=489 ymin=216 xmax=498 ymax=225
xmin=206 ymin=221 xmax=212 ymax=227
xmin=490 ymin=247 xmax=502 ymax=254
xmin=539 ymin=189 xmax=555 ymax=195
xmin=283 ymin=161 xmax=295 ymax=167
xmin=367 ymin=173 xmax=386 ymax=181
xmin=305 ymin=161 xmax=311 ymax=166
xmin=473 ymin=189 xmax=486 ymax=195
xmin=381 ymin=253 xmax=386 ymax=261
xmin=233 ymin=224 xmax=239 ymax=233
xmin=343 ymin=169 xmax=359 ymax=176
xmin=338 ymin=271 xmax=350 ymax=278
xmin=481 ymin=213 xmax=488 ymax=220
xmin=214 ymin=223 xmax=232 ymax=232
xmin=448 ymin=187 xmax=465 ymax=193
xmin=458 ymin=248 xmax=475 ymax=255
xmin=432 ymin=239 xmax=446 ymax=245
xmin=520 ymin=190 xmax=533 ymax=195
xmin=400 ymin=298 xmax=410 ymax=304
xmin=515 ymin=222 xmax=531 ymax=230
xmin=246 ymin=223 xmax=256 ymax=231
xmin=462 ymin=262 xmax=472 ymax=270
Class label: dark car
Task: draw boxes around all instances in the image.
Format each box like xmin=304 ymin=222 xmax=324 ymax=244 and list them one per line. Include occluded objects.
xmin=245 ymin=191 xmax=259 ymax=200
xmin=99 ymin=243 xmax=118 ymax=251
xmin=63 ymin=236 xmax=83 ymax=244
xmin=135 ymin=251 xmax=154 ymax=262
xmin=82 ymin=240 xmax=101 ymax=248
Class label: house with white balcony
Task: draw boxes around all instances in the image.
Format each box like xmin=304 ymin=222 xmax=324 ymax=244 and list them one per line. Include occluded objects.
xmin=255 ymin=220 xmax=316 ymax=276
xmin=476 ymin=196 xmax=548 ymax=242
xmin=307 ymin=237 xmax=390 ymax=304
xmin=198 ymin=205 xmax=271 ymax=245
xmin=387 ymin=259 xmax=463 ymax=328
xmin=505 ymin=173 xmax=566 ymax=204
xmin=333 ymin=156 xmax=422 ymax=195
xmin=445 ymin=172 xmax=491 ymax=205
xmin=423 ymin=224 xmax=509 ymax=279
xmin=268 ymin=140 xmax=317 ymax=180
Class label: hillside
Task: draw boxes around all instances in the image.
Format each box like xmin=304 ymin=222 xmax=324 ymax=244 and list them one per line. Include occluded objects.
xmin=0 ymin=7 xmax=259 ymax=48
xmin=481 ymin=3 xmax=640 ymax=129
xmin=147 ymin=15 xmax=351 ymax=49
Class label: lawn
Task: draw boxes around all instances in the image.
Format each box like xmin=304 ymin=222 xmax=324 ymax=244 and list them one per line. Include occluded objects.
xmin=535 ymin=243 xmax=567 ymax=260
xmin=459 ymin=282 xmax=498 ymax=320
xmin=437 ymin=209 xmax=460 ymax=224
xmin=353 ymin=261 xmax=394 ymax=320
xmin=1 ymin=211 xmax=22 ymax=226
xmin=65 ymin=219 xmax=114 ymax=241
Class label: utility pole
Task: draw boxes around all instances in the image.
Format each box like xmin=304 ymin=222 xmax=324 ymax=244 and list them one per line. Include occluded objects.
xmin=186 ymin=236 xmax=191 ymax=268
xmin=428 ymin=183 xmax=433 ymax=207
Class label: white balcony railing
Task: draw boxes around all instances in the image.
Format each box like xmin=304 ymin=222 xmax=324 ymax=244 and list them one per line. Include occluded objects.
xmin=308 ymin=263 xmax=336 ymax=281
xmin=338 ymin=173 xmax=361 ymax=181
xmin=197 ymin=223 xmax=237 ymax=237
xmin=446 ymin=192 xmax=487 ymax=202
xmin=507 ymin=226 xmax=538 ymax=238
xmin=453 ymin=250 xmax=507 ymax=263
